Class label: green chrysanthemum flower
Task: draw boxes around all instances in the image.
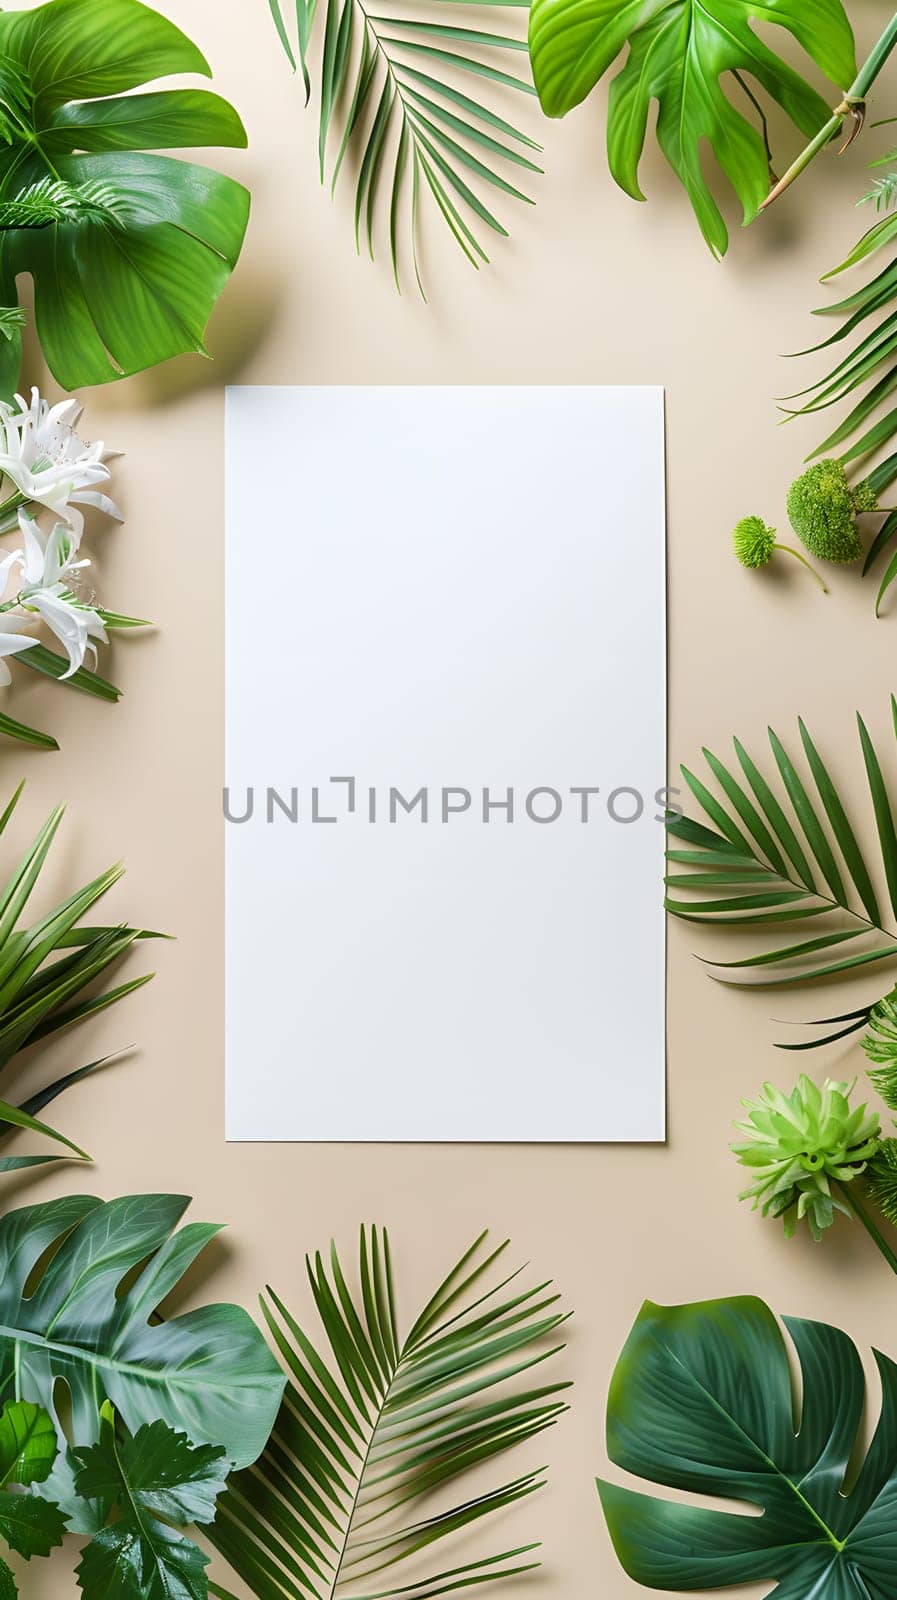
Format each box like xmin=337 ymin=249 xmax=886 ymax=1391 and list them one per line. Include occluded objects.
xmin=732 ymin=1076 xmax=881 ymax=1241
xmin=732 ymin=514 xmax=827 ymax=590
xmin=785 ymin=459 xmax=876 ymax=564
xmin=733 ymin=516 xmax=776 ymax=568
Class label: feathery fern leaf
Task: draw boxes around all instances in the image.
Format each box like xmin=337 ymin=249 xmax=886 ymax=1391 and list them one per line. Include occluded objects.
xmin=667 ymin=698 xmax=897 ymax=1047
xmin=207 ymin=1226 xmax=570 ymax=1600
xmin=0 ymin=307 xmax=23 ymax=340
xmin=860 ymin=165 xmax=897 ymax=213
xmin=866 ymin=1136 xmax=897 ymax=1226
xmin=862 ymin=982 xmax=897 ymax=1108
xmin=268 ymin=0 xmax=542 ymax=291
xmin=0 ymin=176 xmax=124 ymax=230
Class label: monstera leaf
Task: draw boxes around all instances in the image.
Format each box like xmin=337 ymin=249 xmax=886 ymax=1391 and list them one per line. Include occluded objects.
xmin=0 ymin=0 xmax=249 ymax=392
xmin=527 ymin=0 xmax=857 ymax=256
xmin=599 ymin=1296 xmax=897 ymax=1596
xmin=0 ymin=1193 xmax=285 ymax=1528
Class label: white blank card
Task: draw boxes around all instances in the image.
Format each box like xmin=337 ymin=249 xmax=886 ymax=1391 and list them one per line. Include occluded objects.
xmin=226 ymin=387 xmax=667 ymax=1142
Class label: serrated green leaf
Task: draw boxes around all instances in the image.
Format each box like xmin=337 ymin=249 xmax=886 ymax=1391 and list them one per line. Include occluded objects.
xmin=74 ymin=1412 xmax=230 ymax=1600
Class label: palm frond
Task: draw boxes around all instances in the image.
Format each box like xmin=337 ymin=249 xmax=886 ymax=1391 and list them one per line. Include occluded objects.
xmin=207 ymin=1226 xmax=570 ymax=1600
xmin=784 ymin=166 xmax=897 ymax=479
xmin=269 ymin=0 xmax=542 ymax=292
xmin=667 ymin=699 xmax=897 ymax=1047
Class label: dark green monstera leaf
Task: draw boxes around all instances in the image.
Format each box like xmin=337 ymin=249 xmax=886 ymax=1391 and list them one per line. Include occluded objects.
xmin=599 ymin=1296 xmax=897 ymax=1596
xmin=528 ymin=0 xmax=857 ymax=256
xmin=0 ymin=0 xmax=249 ymax=392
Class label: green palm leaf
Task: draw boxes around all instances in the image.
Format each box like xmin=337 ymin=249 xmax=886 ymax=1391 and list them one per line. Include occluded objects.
xmin=785 ymin=159 xmax=897 ymax=528
xmin=598 ymin=1296 xmax=897 ymax=1598
xmin=667 ymin=698 xmax=897 ymax=1045
xmin=0 ymin=782 xmax=159 ymax=1165
xmin=207 ymin=1226 xmax=570 ymax=1599
xmin=269 ymin=0 xmax=541 ymax=291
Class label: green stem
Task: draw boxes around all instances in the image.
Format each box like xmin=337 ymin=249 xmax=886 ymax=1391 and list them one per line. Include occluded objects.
xmin=839 ymin=1180 xmax=897 ymax=1276
xmin=759 ymin=11 xmax=897 ymax=214
xmin=773 ymin=543 xmax=829 ymax=592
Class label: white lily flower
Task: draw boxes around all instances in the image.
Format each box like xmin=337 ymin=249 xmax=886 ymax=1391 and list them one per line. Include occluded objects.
xmin=24 ymin=589 xmax=108 ymax=678
xmin=0 ymin=615 xmax=36 ymax=686
xmin=16 ymin=510 xmax=89 ymax=594
xmin=0 ymin=545 xmax=23 ymax=600
xmin=0 ymin=387 xmax=122 ymax=538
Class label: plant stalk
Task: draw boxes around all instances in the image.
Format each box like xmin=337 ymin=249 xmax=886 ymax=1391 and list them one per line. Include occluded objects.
xmin=774 ymin=543 xmax=828 ymax=592
xmin=759 ymin=12 xmax=897 ymax=213
xmin=839 ymin=1180 xmax=897 ymax=1276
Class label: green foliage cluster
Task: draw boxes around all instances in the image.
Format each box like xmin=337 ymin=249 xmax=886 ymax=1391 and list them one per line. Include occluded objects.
xmin=0 ymin=0 xmax=249 ymax=396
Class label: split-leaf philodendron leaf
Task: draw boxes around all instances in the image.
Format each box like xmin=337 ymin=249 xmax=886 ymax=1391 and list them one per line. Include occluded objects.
xmin=0 ymin=1193 xmax=285 ymax=1529
xmin=599 ymin=1296 xmax=897 ymax=1597
xmin=0 ymin=0 xmax=249 ymax=394
xmin=527 ymin=0 xmax=857 ymax=257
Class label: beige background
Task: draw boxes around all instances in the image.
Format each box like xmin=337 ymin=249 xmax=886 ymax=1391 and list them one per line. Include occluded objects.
xmin=6 ymin=0 xmax=897 ymax=1592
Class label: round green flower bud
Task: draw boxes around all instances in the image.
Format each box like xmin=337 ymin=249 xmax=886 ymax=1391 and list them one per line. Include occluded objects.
xmin=732 ymin=1075 xmax=880 ymax=1241
xmin=785 ymin=459 xmax=871 ymax=564
xmin=733 ymin=515 xmax=776 ymax=569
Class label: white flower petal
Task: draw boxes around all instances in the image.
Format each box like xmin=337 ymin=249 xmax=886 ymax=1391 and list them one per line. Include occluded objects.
xmin=17 ymin=512 xmax=48 ymax=587
xmin=70 ymin=489 xmax=124 ymax=523
xmin=28 ymin=591 xmax=88 ymax=676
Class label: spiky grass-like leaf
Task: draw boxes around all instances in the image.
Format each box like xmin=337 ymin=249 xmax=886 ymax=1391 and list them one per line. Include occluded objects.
xmin=207 ymin=1226 xmax=570 ymax=1600
xmin=269 ymin=0 xmax=542 ymax=292
xmin=0 ymin=783 xmax=159 ymax=1166
xmin=667 ymin=699 xmax=897 ymax=1047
